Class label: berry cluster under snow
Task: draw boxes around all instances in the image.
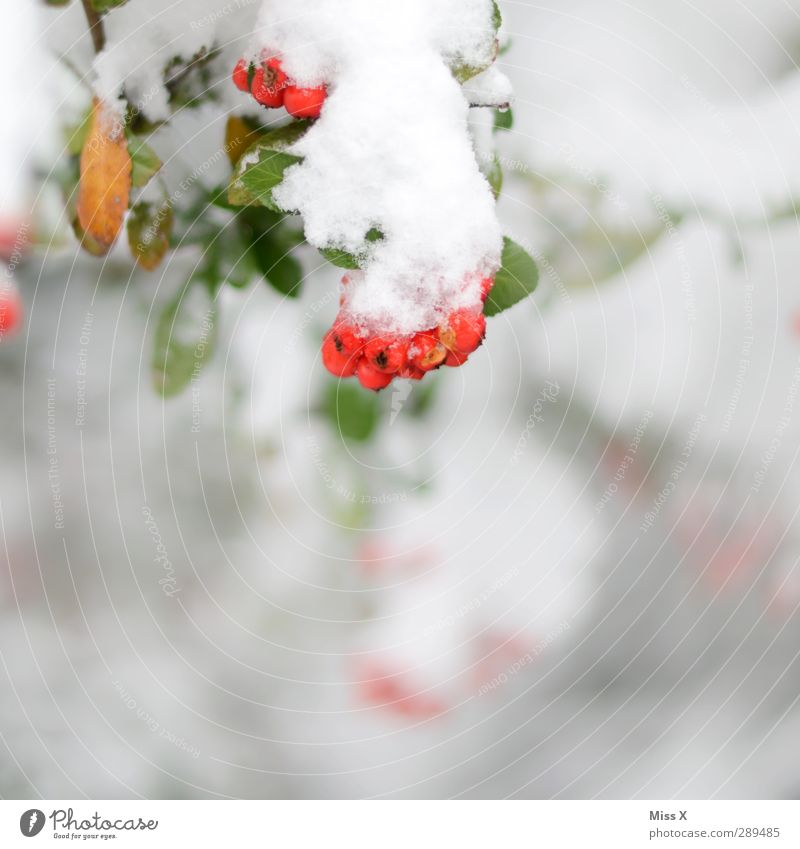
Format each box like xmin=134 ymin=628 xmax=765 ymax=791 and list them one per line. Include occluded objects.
xmin=251 ymin=0 xmax=506 ymax=338
xmin=87 ymin=0 xmax=510 ymax=388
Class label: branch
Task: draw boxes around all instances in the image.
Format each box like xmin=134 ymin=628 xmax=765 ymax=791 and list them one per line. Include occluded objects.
xmin=80 ymin=0 xmax=106 ymax=54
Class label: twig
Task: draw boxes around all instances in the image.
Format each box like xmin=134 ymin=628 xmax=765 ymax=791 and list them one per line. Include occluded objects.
xmin=80 ymin=0 xmax=106 ymax=54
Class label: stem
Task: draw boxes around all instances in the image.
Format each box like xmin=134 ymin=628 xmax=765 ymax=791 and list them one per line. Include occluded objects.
xmin=80 ymin=0 xmax=106 ymax=54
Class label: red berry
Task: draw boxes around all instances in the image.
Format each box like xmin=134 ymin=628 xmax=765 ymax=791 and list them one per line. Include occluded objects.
xmin=438 ymin=315 xmax=474 ymax=367
xmin=364 ymin=335 xmax=409 ymax=374
xmin=409 ymin=331 xmax=447 ymax=371
xmin=322 ymin=330 xmax=359 ymax=378
xmin=356 ymin=360 xmax=393 ymax=392
xmin=0 ymin=287 xmax=23 ymax=340
xmin=480 ymin=276 xmax=494 ymax=302
xmin=251 ymin=67 xmax=284 ymax=108
xmin=331 ymin=321 xmax=365 ymax=356
xmin=232 ymin=58 xmax=251 ymax=92
xmin=264 ymin=57 xmax=288 ymax=93
xmin=283 ymin=85 xmax=327 ymax=119
xmin=398 ymin=364 xmax=425 ymax=381
xmin=440 ymin=308 xmax=486 ymax=354
xmin=444 ymin=349 xmax=469 ymax=368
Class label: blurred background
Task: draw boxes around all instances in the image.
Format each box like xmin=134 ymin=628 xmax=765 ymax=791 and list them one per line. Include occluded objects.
xmin=2 ymin=0 xmax=800 ymax=799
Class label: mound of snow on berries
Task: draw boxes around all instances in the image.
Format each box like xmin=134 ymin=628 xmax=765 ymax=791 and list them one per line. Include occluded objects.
xmin=255 ymin=0 xmax=505 ymax=335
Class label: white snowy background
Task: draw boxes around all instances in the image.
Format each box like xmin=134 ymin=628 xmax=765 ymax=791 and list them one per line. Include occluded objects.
xmin=1 ymin=0 xmax=800 ymax=798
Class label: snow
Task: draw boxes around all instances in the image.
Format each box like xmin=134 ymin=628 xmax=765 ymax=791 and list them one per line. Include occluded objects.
xmin=257 ymin=0 xmax=505 ymax=335
xmin=93 ymin=0 xmax=257 ymax=121
xmin=501 ymin=0 xmax=800 ymax=219
xmin=463 ymin=66 xmax=513 ymax=107
xmin=0 ymin=0 xmax=47 ymax=221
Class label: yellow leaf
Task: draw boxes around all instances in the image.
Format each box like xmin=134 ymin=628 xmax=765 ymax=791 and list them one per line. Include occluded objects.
xmin=77 ymin=99 xmax=132 ymax=250
xmin=225 ymin=116 xmax=262 ymax=167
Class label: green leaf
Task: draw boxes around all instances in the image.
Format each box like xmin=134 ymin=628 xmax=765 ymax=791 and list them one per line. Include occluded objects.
xmin=324 ymin=383 xmax=380 ymax=442
xmin=65 ymin=106 xmax=93 ymax=155
xmin=152 ymin=280 xmax=218 ymax=397
xmin=235 ymin=206 xmax=304 ymax=297
xmin=267 ymin=253 xmax=303 ymax=297
xmin=484 ymin=237 xmax=539 ymax=316
xmin=127 ymin=201 xmax=172 ymax=271
xmin=251 ymin=238 xmax=303 ymax=297
xmin=127 ymin=136 xmax=162 ymax=188
xmin=91 ymin=0 xmax=128 ymax=8
xmin=259 ymin=119 xmax=312 ymax=150
xmin=72 ymin=216 xmax=110 ymax=257
xmin=228 ymin=142 xmax=302 ymax=210
xmin=493 ymin=106 xmax=514 ymax=132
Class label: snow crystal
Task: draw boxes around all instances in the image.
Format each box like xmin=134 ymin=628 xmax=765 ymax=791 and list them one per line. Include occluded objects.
xmin=257 ymin=0 xmax=505 ymax=335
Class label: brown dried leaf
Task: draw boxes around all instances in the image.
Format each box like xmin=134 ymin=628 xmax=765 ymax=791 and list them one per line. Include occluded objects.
xmin=77 ymin=99 xmax=132 ymax=249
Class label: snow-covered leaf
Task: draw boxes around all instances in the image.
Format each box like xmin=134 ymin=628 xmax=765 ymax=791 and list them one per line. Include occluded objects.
xmin=451 ymin=1 xmax=502 ymax=83
xmin=225 ymin=118 xmax=311 ymax=169
xmin=228 ymin=141 xmax=302 ymax=210
xmin=452 ymin=58 xmax=494 ymax=84
xmin=482 ymin=154 xmax=503 ymax=198
xmin=492 ymin=0 xmax=503 ymax=30
xmin=318 ymin=229 xmax=383 ymax=269
xmin=318 ymin=247 xmax=361 ymax=270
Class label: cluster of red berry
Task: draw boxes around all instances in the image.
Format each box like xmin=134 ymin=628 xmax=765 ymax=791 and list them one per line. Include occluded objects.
xmin=232 ymin=55 xmax=327 ymax=119
xmin=322 ymin=277 xmax=493 ymax=391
